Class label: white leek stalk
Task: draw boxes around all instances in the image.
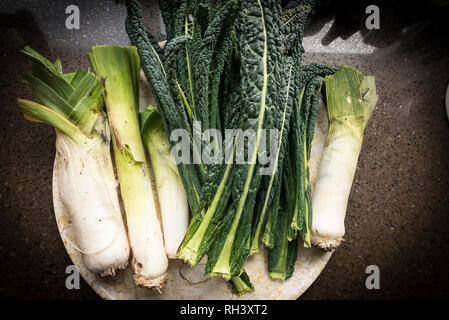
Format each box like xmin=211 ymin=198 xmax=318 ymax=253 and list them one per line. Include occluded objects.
xmin=89 ymin=46 xmax=168 ymax=288
xmin=140 ymin=106 xmax=189 ymax=258
xmin=311 ymin=65 xmax=378 ymax=251
xmin=17 ymin=46 xmax=130 ymax=276
xmin=55 ymin=118 xmax=130 ymax=276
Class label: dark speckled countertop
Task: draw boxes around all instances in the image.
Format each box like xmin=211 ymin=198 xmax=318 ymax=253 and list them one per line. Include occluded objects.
xmin=1 ymin=0 xmax=449 ymax=300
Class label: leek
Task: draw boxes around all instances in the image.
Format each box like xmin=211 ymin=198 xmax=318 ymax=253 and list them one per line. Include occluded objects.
xmin=89 ymin=46 xmax=168 ymax=288
xmin=140 ymin=105 xmax=189 ymax=259
xmin=311 ymin=65 xmax=378 ymax=251
xmin=17 ymin=46 xmax=130 ymax=276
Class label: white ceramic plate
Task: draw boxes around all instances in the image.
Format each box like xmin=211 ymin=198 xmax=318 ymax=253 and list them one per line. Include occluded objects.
xmin=52 ymin=74 xmax=331 ymax=300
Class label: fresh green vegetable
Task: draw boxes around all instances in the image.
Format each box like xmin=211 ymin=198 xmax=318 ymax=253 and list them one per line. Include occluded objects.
xmin=126 ymin=0 xmax=376 ymax=293
xmin=311 ymin=65 xmax=378 ymax=251
xmin=267 ymin=161 xmax=295 ymax=280
xmin=126 ymin=0 xmax=204 ymax=217
xmin=230 ymin=270 xmax=255 ymax=295
xmin=126 ymin=0 xmax=239 ymax=267
xmin=249 ymin=61 xmax=295 ymax=256
xmin=204 ymin=0 xmax=287 ymax=279
xmin=266 ymin=64 xmax=334 ymax=280
xmin=268 ymin=202 xmax=298 ymax=280
xmin=140 ymin=105 xmax=189 ymax=259
xmin=176 ymin=30 xmax=241 ymax=266
xmin=89 ymin=46 xmax=168 ymax=288
xmin=250 ymin=0 xmax=319 ymax=255
xmin=17 ymin=46 xmax=130 ymax=277
xmin=287 ymin=64 xmax=336 ymax=247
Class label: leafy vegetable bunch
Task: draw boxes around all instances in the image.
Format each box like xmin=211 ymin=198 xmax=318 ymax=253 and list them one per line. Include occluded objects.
xmin=126 ymin=0 xmax=335 ymax=292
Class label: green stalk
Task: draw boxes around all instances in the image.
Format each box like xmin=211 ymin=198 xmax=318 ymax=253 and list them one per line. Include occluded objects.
xmin=184 ymin=13 xmax=195 ymax=118
xmin=177 ymin=158 xmax=234 ymax=266
xmin=290 ymin=87 xmax=306 ymax=236
xmin=249 ymin=62 xmax=295 ymax=256
xmin=126 ymin=0 xmax=204 ymax=214
xmin=89 ymin=46 xmax=168 ymax=288
xmin=205 ymin=0 xmax=271 ymax=280
xmin=268 ymin=192 xmax=298 ymax=280
xmin=288 ymin=64 xmax=336 ymax=246
xmin=230 ymin=270 xmax=255 ymax=295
